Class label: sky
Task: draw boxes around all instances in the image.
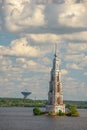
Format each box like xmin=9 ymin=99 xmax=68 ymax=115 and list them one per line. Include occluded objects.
xmin=0 ymin=0 xmax=87 ymax=101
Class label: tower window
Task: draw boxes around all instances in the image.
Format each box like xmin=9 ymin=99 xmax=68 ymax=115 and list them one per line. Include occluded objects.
xmin=57 ymin=97 xmax=60 ymax=104
xmin=57 ymin=84 xmax=60 ymax=92
xmin=57 ymin=76 xmax=59 ymax=81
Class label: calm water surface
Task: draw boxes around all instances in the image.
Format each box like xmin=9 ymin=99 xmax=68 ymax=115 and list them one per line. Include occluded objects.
xmin=0 ymin=107 xmax=87 ymax=130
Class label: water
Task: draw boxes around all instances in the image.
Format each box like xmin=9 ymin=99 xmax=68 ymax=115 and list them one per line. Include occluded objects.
xmin=0 ymin=107 xmax=87 ymax=130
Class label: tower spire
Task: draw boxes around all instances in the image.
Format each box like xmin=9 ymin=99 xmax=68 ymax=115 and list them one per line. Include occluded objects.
xmin=55 ymin=43 xmax=57 ymax=57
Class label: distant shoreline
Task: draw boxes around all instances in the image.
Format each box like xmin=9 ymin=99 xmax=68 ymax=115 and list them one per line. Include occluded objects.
xmin=0 ymin=98 xmax=87 ymax=109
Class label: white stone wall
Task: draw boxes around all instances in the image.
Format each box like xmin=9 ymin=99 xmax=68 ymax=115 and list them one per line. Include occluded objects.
xmin=46 ymin=104 xmax=65 ymax=113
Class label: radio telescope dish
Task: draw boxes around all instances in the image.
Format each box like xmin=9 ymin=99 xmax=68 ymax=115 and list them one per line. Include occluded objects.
xmin=21 ymin=89 xmax=31 ymax=99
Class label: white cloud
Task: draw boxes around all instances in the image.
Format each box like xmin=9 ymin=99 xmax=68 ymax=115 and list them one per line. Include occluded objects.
xmin=62 ymin=75 xmax=87 ymax=100
xmin=61 ymin=69 xmax=68 ymax=75
xmin=16 ymin=57 xmax=50 ymax=73
xmin=64 ymin=43 xmax=87 ymax=69
xmin=65 ymin=53 xmax=84 ymax=62
xmin=68 ymin=43 xmax=87 ymax=53
xmin=79 ymin=55 xmax=87 ymax=68
xmin=66 ymin=77 xmax=74 ymax=81
xmin=66 ymin=63 xmax=82 ymax=70
xmin=71 ymin=63 xmax=82 ymax=70
xmin=2 ymin=0 xmax=45 ymax=32
xmin=16 ymin=58 xmax=26 ymax=63
xmin=0 ymin=56 xmax=12 ymax=72
xmin=58 ymin=4 xmax=87 ymax=27
xmin=0 ymin=38 xmax=42 ymax=57
xmin=84 ymin=72 xmax=87 ymax=76
xmin=27 ymin=31 xmax=87 ymax=44
xmin=60 ymin=32 xmax=87 ymax=42
xmin=64 ymin=0 xmax=76 ymax=4
xmin=41 ymin=57 xmax=51 ymax=65
xmin=27 ymin=60 xmax=37 ymax=66
xmin=26 ymin=60 xmax=50 ymax=73
xmin=29 ymin=34 xmax=60 ymax=43
xmin=0 ymin=1 xmax=87 ymax=33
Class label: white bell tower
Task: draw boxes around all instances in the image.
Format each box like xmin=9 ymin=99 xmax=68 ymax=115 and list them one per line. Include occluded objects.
xmin=46 ymin=44 xmax=65 ymax=113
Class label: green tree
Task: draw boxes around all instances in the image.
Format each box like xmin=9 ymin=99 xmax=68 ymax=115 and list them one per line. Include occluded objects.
xmin=67 ymin=105 xmax=79 ymax=117
xmin=33 ymin=107 xmax=42 ymax=115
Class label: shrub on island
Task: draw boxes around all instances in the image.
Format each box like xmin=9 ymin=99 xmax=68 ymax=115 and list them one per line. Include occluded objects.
xmin=66 ymin=105 xmax=79 ymax=117
xmin=33 ymin=107 xmax=42 ymax=115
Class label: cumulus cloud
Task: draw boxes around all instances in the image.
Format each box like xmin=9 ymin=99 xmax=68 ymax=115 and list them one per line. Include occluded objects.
xmin=26 ymin=31 xmax=87 ymax=45
xmin=0 ymin=38 xmax=42 ymax=57
xmin=1 ymin=0 xmax=45 ymax=32
xmin=0 ymin=55 xmax=12 ymax=72
xmin=29 ymin=34 xmax=60 ymax=43
xmin=66 ymin=63 xmax=82 ymax=70
xmin=18 ymin=32 xmax=87 ymax=52
xmin=0 ymin=0 xmax=87 ymax=33
xmin=68 ymin=43 xmax=87 ymax=53
xmin=61 ymin=69 xmax=68 ymax=75
xmin=65 ymin=53 xmax=85 ymax=62
xmin=59 ymin=32 xmax=87 ymax=43
xmin=65 ymin=53 xmax=87 ymax=70
xmin=58 ymin=4 xmax=87 ymax=27
xmin=16 ymin=57 xmax=50 ymax=73
xmin=66 ymin=77 xmax=74 ymax=81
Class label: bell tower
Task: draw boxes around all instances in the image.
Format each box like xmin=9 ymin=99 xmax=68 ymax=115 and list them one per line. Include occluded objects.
xmin=46 ymin=44 xmax=65 ymax=113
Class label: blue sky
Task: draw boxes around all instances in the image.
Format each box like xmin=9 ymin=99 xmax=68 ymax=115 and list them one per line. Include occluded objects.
xmin=0 ymin=0 xmax=87 ymax=101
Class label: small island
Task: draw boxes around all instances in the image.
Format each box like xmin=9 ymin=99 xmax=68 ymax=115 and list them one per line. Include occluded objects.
xmin=33 ymin=105 xmax=79 ymax=117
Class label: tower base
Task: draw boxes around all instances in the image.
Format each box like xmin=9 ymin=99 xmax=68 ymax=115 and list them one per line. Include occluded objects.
xmin=46 ymin=104 xmax=65 ymax=113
